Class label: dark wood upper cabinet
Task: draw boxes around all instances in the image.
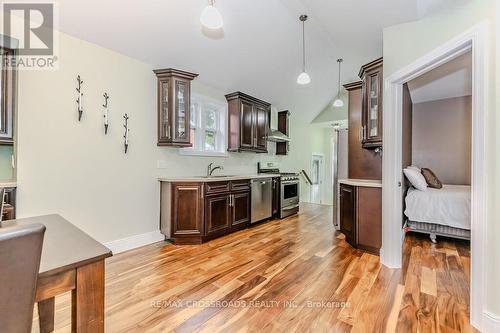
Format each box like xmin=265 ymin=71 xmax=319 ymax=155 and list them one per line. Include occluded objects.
xmin=359 ymin=58 xmax=383 ymax=149
xmin=339 ymin=184 xmax=356 ymax=246
xmin=225 ymin=92 xmax=270 ymax=153
xmin=0 ymin=47 xmax=15 ymax=145
xmin=153 ymin=68 xmax=198 ymax=147
xmin=276 ymin=111 xmax=290 ymax=155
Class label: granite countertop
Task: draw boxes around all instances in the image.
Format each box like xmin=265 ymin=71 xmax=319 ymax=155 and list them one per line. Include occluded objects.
xmin=338 ymin=179 xmax=382 ymax=188
xmin=159 ymin=174 xmax=281 ymax=182
xmin=0 ymin=181 xmax=17 ymax=188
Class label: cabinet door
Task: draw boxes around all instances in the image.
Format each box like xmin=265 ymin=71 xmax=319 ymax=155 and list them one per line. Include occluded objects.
xmin=173 ymin=79 xmax=190 ymax=144
xmin=232 ymin=191 xmax=250 ymax=229
xmin=254 ymin=105 xmax=268 ymax=151
xmin=172 ymin=184 xmax=204 ymax=238
xmin=205 ymin=194 xmax=231 ymax=237
xmin=339 ymin=184 xmax=356 ymax=246
xmin=272 ymin=178 xmax=280 ymax=217
xmin=362 ymin=66 xmax=383 ymax=148
xmin=0 ymin=48 xmax=14 ymax=143
xmin=356 ymin=187 xmax=382 ymax=254
xmin=240 ymin=100 xmax=255 ymax=149
xmin=158 ymin=79 xmax=171 ymax=143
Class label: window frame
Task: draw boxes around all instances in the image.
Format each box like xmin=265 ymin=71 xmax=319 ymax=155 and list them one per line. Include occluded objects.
xmin=179 ymin=94 xmax=228 ymax=157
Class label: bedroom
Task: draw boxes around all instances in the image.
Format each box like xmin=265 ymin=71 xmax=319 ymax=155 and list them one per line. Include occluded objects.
xmin=402 ymin=50 xmax=472 ymax=244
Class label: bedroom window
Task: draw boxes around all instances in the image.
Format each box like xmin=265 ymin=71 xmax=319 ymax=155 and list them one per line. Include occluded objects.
xmin=180 ymin=94 xmax=227 ymax=157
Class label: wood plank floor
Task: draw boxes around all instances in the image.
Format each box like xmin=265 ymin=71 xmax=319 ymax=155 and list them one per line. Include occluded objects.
xmin=32 ymin=203 xmax=475 ymax=332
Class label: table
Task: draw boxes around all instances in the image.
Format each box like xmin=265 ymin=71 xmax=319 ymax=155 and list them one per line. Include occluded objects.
xmin=3 ymin=214 xmax=112 ymax=332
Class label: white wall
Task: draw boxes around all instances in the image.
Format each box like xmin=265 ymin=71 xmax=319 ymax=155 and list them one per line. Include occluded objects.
xmin=384 ymin=0 xmax=500 ymax=321
xmin=412 ymin=96 xmax=471 ymax=185
xmin=15 ymin=28 xmax=333 ymax=246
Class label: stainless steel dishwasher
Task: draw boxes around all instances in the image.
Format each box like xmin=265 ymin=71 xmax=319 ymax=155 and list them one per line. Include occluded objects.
xmin=251 ymin=178 xmax=273 ymax=224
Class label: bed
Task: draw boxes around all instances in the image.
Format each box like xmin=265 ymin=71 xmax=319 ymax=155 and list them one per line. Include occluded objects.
xmin=404 ymin=185 xmax=471 ymax=242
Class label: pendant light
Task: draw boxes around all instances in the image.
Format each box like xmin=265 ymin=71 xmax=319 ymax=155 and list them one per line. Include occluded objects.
xmin=200 ymin=0 xmax=223 ymax=30
xmin=297 ymin=15 xmax=311 ymax=85
xmin=333 ymin=58 xmax=344 ymax=107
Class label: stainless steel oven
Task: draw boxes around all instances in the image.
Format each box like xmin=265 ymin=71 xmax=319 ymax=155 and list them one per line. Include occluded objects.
xmin=280 ymin=175 xmax=299 ymax=218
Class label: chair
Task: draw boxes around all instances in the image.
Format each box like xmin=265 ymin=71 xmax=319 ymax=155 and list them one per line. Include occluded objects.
xmin=0 ymin=223 xmax=46 ymax=333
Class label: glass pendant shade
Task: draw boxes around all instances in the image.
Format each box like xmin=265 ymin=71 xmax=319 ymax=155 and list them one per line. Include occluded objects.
xmin=200 ymin=4 xmax=223 ymax=29
xmin=333 ymin=98 xmax=344 ymax=107
xmin=297 ymin=72 xmax=311 ymax=85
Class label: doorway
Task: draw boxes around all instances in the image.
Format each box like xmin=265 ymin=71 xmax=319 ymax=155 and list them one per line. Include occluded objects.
xmin=382 ymin=23 xmax=488 ymax=330
xmin=310 ymin=154 xmax=324 ymax=204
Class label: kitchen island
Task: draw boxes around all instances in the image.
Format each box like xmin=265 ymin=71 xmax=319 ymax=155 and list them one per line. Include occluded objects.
xmin=159 ymin=175 xmax=280 ymax=244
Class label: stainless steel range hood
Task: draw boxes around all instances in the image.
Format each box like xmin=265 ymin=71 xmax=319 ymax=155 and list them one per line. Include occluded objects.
xmin=266 ymin=129 xmax=291 ymax=142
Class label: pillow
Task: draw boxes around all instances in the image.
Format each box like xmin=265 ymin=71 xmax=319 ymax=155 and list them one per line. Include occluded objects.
xmin=403 ymin=167 xmax=428 ymax=191
xmin=421 ymin=168 xmax=443 ymax=189
xmin=408 ymin=165 xmax=421 ymax=172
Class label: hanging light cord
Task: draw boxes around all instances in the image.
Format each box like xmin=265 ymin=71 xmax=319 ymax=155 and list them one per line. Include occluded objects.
xmin=337 ymin=59 xmax=343 ymax=96
xmin=302 ymin=20 xmax=306 ymax=72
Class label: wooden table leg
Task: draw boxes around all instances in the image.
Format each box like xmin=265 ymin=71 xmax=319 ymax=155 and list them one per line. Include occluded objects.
xmin=71 ymin=260 xmax=105 ymax=332
xmin=38 ymin=297 xmax=55 ymax=333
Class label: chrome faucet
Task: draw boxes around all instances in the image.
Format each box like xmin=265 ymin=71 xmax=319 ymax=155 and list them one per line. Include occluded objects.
xmin=207 ymin=162 xmax=224 ymax=177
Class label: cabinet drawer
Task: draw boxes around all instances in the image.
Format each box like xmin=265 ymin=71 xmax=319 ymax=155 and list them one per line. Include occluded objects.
xmin=205 ymin=181 xmax=230 ymax=195
xmin=231 ymin=180 xmax=250 ymax=192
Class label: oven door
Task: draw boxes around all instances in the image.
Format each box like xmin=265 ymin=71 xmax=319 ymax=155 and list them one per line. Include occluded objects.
xmin=280 ymin=180 xmax=299 ymax=217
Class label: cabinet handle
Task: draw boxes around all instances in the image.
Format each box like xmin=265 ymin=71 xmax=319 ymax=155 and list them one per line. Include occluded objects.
xmin=201 ymin=184 xmax=204 ymax=199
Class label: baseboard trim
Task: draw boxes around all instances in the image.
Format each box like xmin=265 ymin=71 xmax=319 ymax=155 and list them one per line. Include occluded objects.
xmin=482 ymin=311 xmax=500 ymax=332
xmin=104 ymin=230 xmax=165 ymax=254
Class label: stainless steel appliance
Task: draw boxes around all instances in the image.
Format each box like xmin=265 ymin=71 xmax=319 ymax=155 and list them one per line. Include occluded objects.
xmin=251 ymin=178 xmax=273 ymax=224
xmin=257 ymin=162 xmax=300 ymax=218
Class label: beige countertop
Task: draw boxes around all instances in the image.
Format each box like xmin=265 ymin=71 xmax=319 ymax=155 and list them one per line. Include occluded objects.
xmin=159 ymin=174 xmax=281 ymax=183
xmin=0 ymin=181 xmax=17 ymax=188
xmin=338 ymin=179 xmax=382 ymax=188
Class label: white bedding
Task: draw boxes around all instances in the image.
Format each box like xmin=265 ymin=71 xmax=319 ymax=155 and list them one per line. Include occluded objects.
xmin=404 ymin=185 xmax=471 ymax=230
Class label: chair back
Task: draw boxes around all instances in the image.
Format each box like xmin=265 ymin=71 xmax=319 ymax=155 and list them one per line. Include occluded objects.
xmin=0 ymin=223 xmax=45 ymax=333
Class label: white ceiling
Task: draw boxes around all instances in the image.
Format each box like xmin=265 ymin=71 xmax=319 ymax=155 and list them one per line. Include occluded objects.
xmin=51 ymin=0 xmax=453 ymax=122
xmin=407 ymin=51 xmax=472 ymax=104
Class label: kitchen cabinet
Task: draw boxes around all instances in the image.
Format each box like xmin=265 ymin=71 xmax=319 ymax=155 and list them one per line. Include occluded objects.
xmin=0 ymin=47 xmax=15 ymax=145
xmin=276 ymin=111 xmax=290 ymax=155
xmin=339 ymin=184 xmax=356 ymax=246
xmin=272 ymin=177 xmax=280 ymax=218
xmin=339 ymin=182 xmax=382 ymax=254
xmin=160 ymin=179 xmax=251 ymax=244
xmin=344 ymin=81 xmax=381 ymax=180
xmin=232 ymin=191 xmax=251 ymax=229
xmin=359 ymin=58 xmax=383 ymax=149
xmin=169 ymin=183 xmax=205 ymax=244
xmin=225 ymin=92 xmax=270 ymax=153
xmin=205 ymin=193 xmax=232 ymax=238
xmin=153 ymin=68 xmax=198 ymax=147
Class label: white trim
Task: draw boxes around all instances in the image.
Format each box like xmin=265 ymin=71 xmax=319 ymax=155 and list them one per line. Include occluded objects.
xmin=483 ymin=312 xmax=500 ymax=332
xmin=382 ymin=22 xmax=489 ymax=331
xmin=104 ymin=230 xmax=164 ymax=254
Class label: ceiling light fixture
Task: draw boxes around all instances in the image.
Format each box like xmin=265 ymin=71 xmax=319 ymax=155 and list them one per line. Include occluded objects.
xmin=200 ymin=0 xmax=223 ymax=30
xmin=333 ymin=58 xmax=344 ymax=107
xmin=297 ymin=15 xmax=311 ymax=85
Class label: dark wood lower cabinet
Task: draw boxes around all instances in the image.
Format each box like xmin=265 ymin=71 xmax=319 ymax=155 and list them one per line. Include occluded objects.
xmin=339 ymin=183 xmax=382 ymax=254
xmin=232 ymin=191 xmax=251 ymax=229
xmin=339 ymin=184 xmax=356 ymax=246
xmin=169 ymin=183 xmax=204 ymax=244
xmin=205 ymin=194 xmax=232 ymax=238
xmin=160 ymin=180 xmax=252 ymax=244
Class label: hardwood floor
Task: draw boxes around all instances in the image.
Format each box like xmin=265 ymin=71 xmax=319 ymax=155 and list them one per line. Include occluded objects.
xmin=32 ymin=203 xmax=474 ymax=332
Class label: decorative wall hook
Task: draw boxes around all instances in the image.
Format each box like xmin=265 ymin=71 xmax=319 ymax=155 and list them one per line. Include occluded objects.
xmin=103 ymin=92 xmax=110 ymax=134
xmin=76 ymin=75 xmax=84 ymax=121
xmin=123 ymin=113 xmax=130 ymax=154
